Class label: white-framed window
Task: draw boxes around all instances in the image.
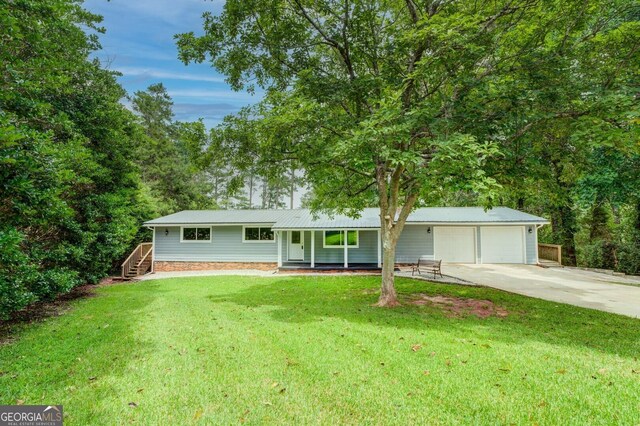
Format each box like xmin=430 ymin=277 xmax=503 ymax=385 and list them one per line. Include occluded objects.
xmin=323 ymin=230 xmax=359 ymax=248
xmin=180 ymin=226 xmax=212 ymax=243
xmin=242 ymin=226 xmax=275 ymax=243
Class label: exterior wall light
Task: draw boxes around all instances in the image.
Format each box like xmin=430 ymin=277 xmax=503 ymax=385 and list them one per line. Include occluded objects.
xmin=528 ymin=226 xmax=533 ymax=234
xmin=165 ymin=228 xmax=169 ymax=236
xmin=427 ymin=227 xmax=431 ymax=234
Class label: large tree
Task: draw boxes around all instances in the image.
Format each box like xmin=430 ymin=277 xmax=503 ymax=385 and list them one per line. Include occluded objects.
xmin=130 ymin=84 xmax=214 ymax=215
xmin=0 ymin=0 xmax=146 ymax=317
xmin=177 ymin=0 xmax=638 ymax=305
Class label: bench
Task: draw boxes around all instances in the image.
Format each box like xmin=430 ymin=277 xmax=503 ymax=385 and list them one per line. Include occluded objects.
xmin=411 ymin=257 xmax=442 ymax=279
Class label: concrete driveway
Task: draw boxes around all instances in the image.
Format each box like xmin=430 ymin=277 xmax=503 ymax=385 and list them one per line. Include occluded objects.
xmin=442 ymin=264 xmax=640 ymax=318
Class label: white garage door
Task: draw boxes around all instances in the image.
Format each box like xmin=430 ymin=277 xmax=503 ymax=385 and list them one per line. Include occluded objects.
xmin=481 ymin=226 xmax=525 ymax=263
xmin=434 ymin=227 xmax=476 ymax=263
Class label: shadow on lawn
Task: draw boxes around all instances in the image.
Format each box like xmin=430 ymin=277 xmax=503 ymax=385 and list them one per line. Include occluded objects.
xmin=0 ymin=281 xmax=160 ymax=407
xmin=207 ymin=276 xmax=640 ymax=359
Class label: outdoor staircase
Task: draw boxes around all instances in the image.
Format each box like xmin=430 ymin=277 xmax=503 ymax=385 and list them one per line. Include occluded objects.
xmin=121 ymin=242 xmax=153 ymax=279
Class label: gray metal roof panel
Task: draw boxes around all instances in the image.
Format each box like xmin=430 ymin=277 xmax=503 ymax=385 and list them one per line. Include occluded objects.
xmin=272 ymin=209 xmax=381 ymax=229
xmin=405 ymin=207 xmax=548 ymax=223
xmin=143 ymin=209 xmax=293 ymax=225
xmin=144 ymin=207 xmax=548 ymax=227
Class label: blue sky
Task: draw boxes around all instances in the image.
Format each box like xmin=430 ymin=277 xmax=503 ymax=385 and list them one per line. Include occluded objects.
xmin=84 ymin=0 xmax=264 ymax=128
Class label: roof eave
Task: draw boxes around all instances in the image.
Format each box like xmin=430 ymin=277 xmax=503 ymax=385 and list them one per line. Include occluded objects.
xmin=143 ymin=221 xmax=278 ymax=226
xmin=405 ymin=220 xmax=550 ymax=225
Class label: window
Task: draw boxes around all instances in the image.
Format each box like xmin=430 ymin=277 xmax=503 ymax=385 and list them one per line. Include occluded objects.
xmin=181 ymin=226 xmax=211 ymax=242
xmin=243 ymin=226 xmax=275 ymax=242
xmin=323 ymin=230 xmax=359 ymax=248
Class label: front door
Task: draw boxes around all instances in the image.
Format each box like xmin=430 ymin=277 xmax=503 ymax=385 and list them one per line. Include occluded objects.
xmin=288 ymin=231 xmax=304 ymax=261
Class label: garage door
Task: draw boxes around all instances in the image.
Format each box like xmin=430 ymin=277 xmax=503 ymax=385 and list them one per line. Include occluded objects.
xmin=481 ymin=226 xmax=525 ymax=263
xmin=434 ymin=227 xmax=476 ymax=263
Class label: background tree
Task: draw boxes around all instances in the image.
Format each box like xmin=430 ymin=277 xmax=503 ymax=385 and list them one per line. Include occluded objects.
xmin=177 ymin=0 xmax=637 ymax=306
xmin=208 ymin=111 xmax=300 ymax=209
xmin=131 ymin=84 xmax=214 ymax=215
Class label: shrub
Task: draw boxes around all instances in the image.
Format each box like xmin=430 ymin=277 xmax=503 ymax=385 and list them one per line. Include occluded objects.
xmin=616 ymin=238 xmax=640 ymax=275
xmin=0 ymin=229 xmax=37 ymax=319
xmin=577 ymin=239 xmax=617 ymax=270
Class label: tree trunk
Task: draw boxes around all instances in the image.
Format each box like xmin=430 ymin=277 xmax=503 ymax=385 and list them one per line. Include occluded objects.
xmin=248 ymin=174 xmax=253 ymax=208
xmin=290 ymin=167 xmax=295 ymax=209
xmin=261 ymin=180 xmax=267 ymax=208
xmin=376 ymin=228 xmax=399 ymax=307
xmin=213 ymin=175 xmax=220 ymax=204
xmin=372 ymin=161 xmax=418 ymax=307
xmin=589 ymin=201 xmax=609 ymax=240
xmin=551 ymin=204 xmax=577 ymax=266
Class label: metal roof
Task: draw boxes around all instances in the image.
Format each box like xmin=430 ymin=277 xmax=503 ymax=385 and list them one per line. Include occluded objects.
xmin=143 ymin=209 xmax=292 ymax=225
xmin=144 ymin=207 xmax=548 ymax=228
xmin=272 ymin=209 xmax=381 ymax=229
xmin=402 ymin=207 xmax=548 ymax=224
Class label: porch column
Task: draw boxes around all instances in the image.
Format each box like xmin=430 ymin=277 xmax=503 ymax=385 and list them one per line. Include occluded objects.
xmin=277 ymin=230 xmax=283 ymax=267
xmin=310 ymin=230 xmax=315 ymax=268
xmin=377 ymin=229 xmax=381 ymax=268
xmin=151 ymin=226 xmax=156 ymax=273
xmin=343 ymin=229 xmax=348 ymax=268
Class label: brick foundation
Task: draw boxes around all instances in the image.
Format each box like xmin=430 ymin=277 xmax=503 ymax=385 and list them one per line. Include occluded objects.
xmin=153 ymin=261 xmax=277 ymax=272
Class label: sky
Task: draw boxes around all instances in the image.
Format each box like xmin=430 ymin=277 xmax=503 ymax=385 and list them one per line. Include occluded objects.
xmin=83 ymin=0 xmax=264 ymax=129
xmin=83 ymin=0 xmax=304 ymax=207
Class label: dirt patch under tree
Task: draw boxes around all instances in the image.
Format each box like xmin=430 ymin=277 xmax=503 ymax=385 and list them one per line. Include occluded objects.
xmin=407 ymin=294 xmax=509 ymax=318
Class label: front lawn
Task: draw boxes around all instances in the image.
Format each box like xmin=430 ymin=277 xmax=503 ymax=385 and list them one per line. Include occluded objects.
xmin=1 ymin=276 xmax=639 ymax=424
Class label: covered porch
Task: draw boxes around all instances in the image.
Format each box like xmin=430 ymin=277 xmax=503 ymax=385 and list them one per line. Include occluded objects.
xmin=275 ymin=228 xmax=382 ymax=270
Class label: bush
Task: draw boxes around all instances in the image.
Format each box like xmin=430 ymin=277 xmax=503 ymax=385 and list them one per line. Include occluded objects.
xmin=616 ymin=239 xmax=640 ymax=275
xmin=577 ymin=239 xmax=617 ymax=270
xmin=31 ymin=269 xmax=80 ymax=302
xmin=0 ymin=229 xmax=37 ymax=319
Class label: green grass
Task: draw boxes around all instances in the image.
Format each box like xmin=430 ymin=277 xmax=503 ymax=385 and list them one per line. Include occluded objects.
xmin=1 ymin=276 xmax=639 ymax=425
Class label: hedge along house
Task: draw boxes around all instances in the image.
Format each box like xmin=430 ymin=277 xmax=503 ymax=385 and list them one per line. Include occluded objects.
xmin=136 ymin=207 xmax=548 ymax=274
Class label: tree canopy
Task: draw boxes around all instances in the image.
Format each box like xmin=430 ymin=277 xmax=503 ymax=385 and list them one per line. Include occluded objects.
xmin=177 ymin=0 xmax=639 ymax=305
xmin=0 ymin=0 xmax=637 ymax=318
xmin=0 ymin=1 xmax=236 ymax=319
xmin=0 ymin=0 xmax=145 ymax=316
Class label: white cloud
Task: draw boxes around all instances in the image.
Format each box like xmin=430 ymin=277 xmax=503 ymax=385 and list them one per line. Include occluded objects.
xmin=168 ymin=89 xmax=263 ymax=102
xmin=114 ymin=66 xmax=225 ymax=83
xmin=88 ymin=0 xmax=224 ymax=27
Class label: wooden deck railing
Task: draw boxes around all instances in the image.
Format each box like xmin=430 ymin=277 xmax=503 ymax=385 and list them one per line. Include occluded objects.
xmin=136 ymin=247 xmax=153 ymax=275
xmin=121 ymin=242 xmax=153 ymax=279
xmin=538 ymin=243 xmax=562 ymax=265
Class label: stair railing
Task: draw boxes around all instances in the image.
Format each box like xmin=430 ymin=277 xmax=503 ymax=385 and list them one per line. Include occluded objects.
xmin=136 ymin=246 xmax=153 ymax=275
xmin=121 ymin=242 xmax=153 ymax=278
